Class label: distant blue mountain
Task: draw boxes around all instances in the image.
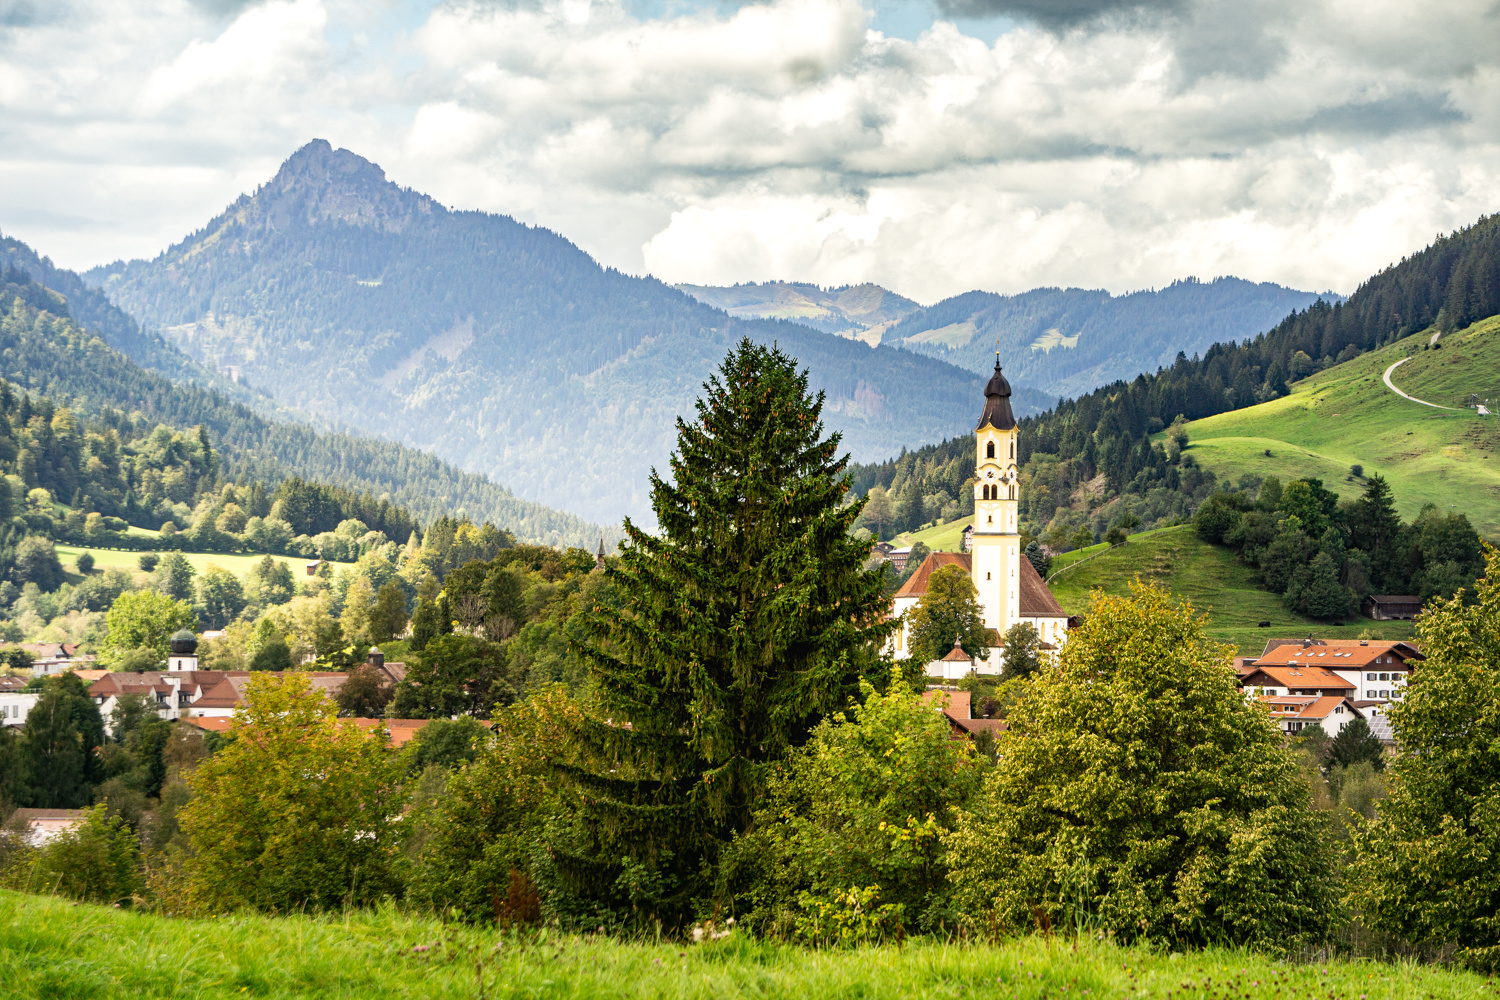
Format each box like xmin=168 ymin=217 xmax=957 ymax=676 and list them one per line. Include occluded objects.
xmin=86 ymin=140 xmax=1039 ymax=525
xmin=886 ymin=278 xmax=1343 ymax=398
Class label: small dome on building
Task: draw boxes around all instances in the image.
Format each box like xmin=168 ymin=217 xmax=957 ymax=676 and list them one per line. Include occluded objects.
xmin=168 ymin=629 xmax=198 ymax=655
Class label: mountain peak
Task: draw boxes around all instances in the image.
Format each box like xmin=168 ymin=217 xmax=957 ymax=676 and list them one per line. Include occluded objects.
xmin=252 ymin=140 xmax=442 ymax=233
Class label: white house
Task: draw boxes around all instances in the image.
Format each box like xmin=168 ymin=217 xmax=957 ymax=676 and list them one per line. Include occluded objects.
xmin=888 ymin=359 xmax=1070 ymax=676
xmin=1245 ymin=638 xmax=1423 ymax=719
xmin=0 ymin=690 xmax=39 ymax=727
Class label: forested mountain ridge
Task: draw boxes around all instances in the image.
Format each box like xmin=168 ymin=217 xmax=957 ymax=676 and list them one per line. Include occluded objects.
xmin=0 ymin=234 xmax=273 ymax=413
xmin=851 ymin=213 xmax=1500 ymax=551
xmin=85 ymin=140 xmax=1043 ymax=525
xmin=0 ymin=264 xmax=609 ymax=547
xmin=887 ymin=277 xmax=1342 ymax=398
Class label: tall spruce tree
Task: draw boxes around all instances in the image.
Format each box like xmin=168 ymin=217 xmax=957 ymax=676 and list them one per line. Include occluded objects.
xmin=572 ymin=338 xmax=896 ymax=921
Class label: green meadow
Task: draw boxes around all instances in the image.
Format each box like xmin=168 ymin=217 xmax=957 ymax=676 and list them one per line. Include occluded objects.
xmin=52 ymin=543 xmax=353 ymax=580
xmin=1045 ymin=526 xmax=1415 ymax=654
xmin=1175 ymin=321 xmax=1500 ymax=537
xmin=0 ymin=891 xmax=1480 ymax=1000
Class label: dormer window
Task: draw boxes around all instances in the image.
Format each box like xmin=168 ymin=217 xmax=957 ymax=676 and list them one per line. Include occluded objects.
xmin=986 ymin=441 xmax=995 ymax=458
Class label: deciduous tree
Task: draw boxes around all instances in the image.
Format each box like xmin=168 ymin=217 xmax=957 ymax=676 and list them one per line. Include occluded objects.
xmin=906 ymin=564 xmax=990 ymax=663
xmin=945 ymin=582 xmax=1336 ymax=948
xmin=1348 ymin=544 xmax=1500 ymax=969
xmin=174 ymin=673 xmax=405 ymax=913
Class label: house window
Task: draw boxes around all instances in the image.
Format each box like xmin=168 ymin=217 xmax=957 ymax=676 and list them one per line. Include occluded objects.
xmin=1379 ymin=673 xmax=1389 ymax=681
xmin=986 ymin=441 xmax=995 ymax=458
xmin=1366 ymin=672 xmax=1376 ymax=681
xmin=1380 ymin=690 xmax=1389 ymax=699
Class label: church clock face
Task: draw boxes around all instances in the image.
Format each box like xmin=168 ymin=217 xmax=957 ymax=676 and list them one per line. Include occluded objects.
xmin=985 ymin=470 xmax=995 ymax=480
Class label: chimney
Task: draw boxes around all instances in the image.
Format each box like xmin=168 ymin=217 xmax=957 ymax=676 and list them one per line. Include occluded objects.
xmin=368 ymin=647 xmax=384 ymax=670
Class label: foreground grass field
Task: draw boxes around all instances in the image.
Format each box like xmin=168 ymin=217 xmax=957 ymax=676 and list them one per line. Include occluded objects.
xmin=0 ymin=891 xmax=1481 ymax=1000
xmin=1174 ymin=322 xmax=1500 ymax=537
xmin=1048 ymin=526 xmax=1416 ymax=653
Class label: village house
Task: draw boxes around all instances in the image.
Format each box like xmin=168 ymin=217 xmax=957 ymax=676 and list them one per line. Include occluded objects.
xmin=921 ymin=688 xmax=1007 ymax=742
xmin=1236 ymin=636 xmax=1424 ymax=734
xmin=8 ymin=809 xmax=84 ymax=844
xmin=1241 ymin=637 xmax=1422 ymax=719
xmin=87 ymin=635 xmax=407 ymax=734
xmin=22 ymin=642 xmax=97 ymax=677
xmin=0 ymin=689 xmax=39 ymax=727
xmin=889 ymin=360 xmax=1070 ymax=677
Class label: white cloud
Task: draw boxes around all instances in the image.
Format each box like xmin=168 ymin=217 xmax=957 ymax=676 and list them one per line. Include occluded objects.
xmin=1 ymin=0 xmax=1499 ymax=301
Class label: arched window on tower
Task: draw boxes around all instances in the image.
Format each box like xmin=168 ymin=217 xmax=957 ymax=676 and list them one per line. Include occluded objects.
xmin=986 ymin=441 xmax=995 ymax=458
xmin=1010 ymin=440 xmax=1015 ymax=459
xmin=1009 ymin=484 xmax=1016 ymax=499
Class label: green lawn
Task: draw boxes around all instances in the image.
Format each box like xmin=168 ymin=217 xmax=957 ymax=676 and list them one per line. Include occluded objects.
xmin=53 ymin=543 xmax=352 ymax=578
xmin=0 ymin=890 xmax=1479 ymax=999
xmin=1046 ymin=526 xmax=1416 ymax=654
xmin=1172 ymin=322 xmax=1500 ymax=537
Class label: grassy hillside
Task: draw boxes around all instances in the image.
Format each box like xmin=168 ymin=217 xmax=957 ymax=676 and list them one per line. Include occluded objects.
xmin=891 ymin=515 xmax=973 ymax=552
xmin=0 ymin=891 xmax=1480 ymax=1000
xmin=1047 ymin=526 xmax=1415 ymax=653
xmin=1176 ymin=323 xmax=1500 ymax=537
xmin=52 ymin=543 xmax=352 ymax=579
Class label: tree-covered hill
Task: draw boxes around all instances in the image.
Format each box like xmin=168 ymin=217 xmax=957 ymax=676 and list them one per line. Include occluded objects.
xmin=887 ymin=277 xmax=1342 ymax=398
xmin=0 ymin=265 xmax=609 ymax=548
xmin=851 ymin=214 xmax=1500 ymax=548
xmin=85 ymin=140 xmax=1030 ymax=525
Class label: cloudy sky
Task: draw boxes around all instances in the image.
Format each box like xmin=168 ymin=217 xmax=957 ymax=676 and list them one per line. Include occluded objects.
xmin=1 ymin=0 xmax=1497 ymax=302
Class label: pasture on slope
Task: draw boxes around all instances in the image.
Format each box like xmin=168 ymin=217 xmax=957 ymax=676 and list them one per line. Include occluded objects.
xmin=1173 ymin=324 xmax=1500 ymax=537
xmin=1046 ymin=526 xmax=1416 ymax=654
xmin=0 ymin=891 xmax=1481 ymax=1000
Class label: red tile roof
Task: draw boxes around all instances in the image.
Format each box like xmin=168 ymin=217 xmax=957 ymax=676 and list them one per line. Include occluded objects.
xmin=892 ymin=551 xmax=1066 ymax=618
xmin=1258 ymin=641 xmax=1423 ymax=669
xmin=1241 ymin=665 xmax=1353 ymax=690
xmin=1019 ymin=557 xmax=1066 ymax=617
xmin=895 ymin=553 xmax=972 ymax=599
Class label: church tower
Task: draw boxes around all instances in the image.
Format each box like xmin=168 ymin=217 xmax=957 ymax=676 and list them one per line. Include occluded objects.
xmin=970 ymin=357 xmax=1020 ymax=647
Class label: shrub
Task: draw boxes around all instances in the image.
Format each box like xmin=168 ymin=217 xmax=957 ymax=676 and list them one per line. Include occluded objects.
xmin=727 ymin=682 xmax=983 ymax=942
xmin=76 ymin=552 xmax=95 ymax=574
xmin=138 ymin=553 xmax=159 ymax=572
xmin=403 ymin=686 xmax=580 ymax=921
xmin=20 ymin=806 xmax=140 ymax=904
xmin=945 ymin=582 xmax=1336 ymax=948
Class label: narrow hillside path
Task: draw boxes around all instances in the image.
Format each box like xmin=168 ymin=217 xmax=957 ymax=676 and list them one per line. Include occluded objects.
xmin=1382 ymin=357 xmax=1461 ymax=411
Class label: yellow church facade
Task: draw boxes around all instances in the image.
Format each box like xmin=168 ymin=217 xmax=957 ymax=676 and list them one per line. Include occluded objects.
xmin=889 ymin=360 xmax=1070 ymax=680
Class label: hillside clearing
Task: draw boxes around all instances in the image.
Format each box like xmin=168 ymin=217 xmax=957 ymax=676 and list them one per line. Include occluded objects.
xmin=1175 ymin=323 xmax=1500 ymax=537
xmin=52 ymin=544 xmax=354 ymax=578
xmin=0 ymin=891 xmax=1477 ymax=1000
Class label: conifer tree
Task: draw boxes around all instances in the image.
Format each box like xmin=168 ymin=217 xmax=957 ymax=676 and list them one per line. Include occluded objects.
xmin=573 ymin=338 xmax=896 ymax=918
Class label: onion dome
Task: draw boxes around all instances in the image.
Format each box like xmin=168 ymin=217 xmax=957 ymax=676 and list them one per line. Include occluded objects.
xmin=168 ymin=629 xmax=198 ymax=655
xmin=976 ymin=356 xmax=1016 ymax=431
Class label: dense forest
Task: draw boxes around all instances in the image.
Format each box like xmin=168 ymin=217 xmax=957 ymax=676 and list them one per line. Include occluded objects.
xmin=86 ymin=140 xmax=1008 ymax=525
xmin=0 ymin=262 xmax=608 ymax=548
xmin=852 ymin=215 xmax=1500 ymax=565
xmin=888 ymin=277 xmax=1340 ymax=397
